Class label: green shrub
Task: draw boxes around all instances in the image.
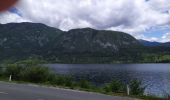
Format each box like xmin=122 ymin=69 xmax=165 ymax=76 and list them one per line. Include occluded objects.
xmin=3 ymin=59 xmax=51 ymax=83
xmin=5 ymin=64 xmax=23 ymax=80
xmin=64 ymin=76 xmax=74 ymax=87
xmin=103 ymin=80 xmax=125 ymax=93
xmin=103 ymin=84 xmax=112 ymax=93
xmin=110 ymin=80 xmax=125 ymax=93
xmin=46 ymin=73 xmax=58 ymax=85
xmin=20 ymin=66 xmax=50 ymax=83
xmin=129 ymin=79 xmax=145 ymax=95
xmin=55 ymin=75 xmax=67 ymax=86
xmin=79 ymin=80 xmax=91 ymax=89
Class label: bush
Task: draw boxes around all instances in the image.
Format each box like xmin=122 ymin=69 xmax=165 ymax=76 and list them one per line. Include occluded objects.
xmin=20 ymin=66 xmax=50 ymax=83
xmin=79 ymin=80 xmax=91 ymax=89
xmin=129 ymin=79 xmax=145 ymax=95
xmin=54 ymin=75 xmax=67 ymax=86
xmin=5 ymin=64 xmax=23 ymax=80
xmin=64 ymin=76 xmax=74 ymax=87
xmin=110 ymin=80 xmax=125 ymax=93
xmin=103 ymin=80 xmax=125 ymax=93
xmin=103 ymin=85 xmax=111 ymax=93
xmin=46 ymin=73 xmax=58 ymax=85
xmin=3 ymin=59 xmax=51 ymax=83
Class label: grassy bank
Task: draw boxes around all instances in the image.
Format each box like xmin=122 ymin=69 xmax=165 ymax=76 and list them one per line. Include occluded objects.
xmin=0 ymin=59 xmax=167 ymax=100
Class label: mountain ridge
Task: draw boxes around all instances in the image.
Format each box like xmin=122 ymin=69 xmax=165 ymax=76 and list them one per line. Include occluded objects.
xmin=0 ymin=22 xmax=170 ymax=63
xmin=139 ymin=39 xmax=170 ymax=47
xmin=138 ymin=39 xmax=161 ymax=47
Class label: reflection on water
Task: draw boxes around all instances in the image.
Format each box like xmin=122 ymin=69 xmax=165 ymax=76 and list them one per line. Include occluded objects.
xmin=46 ymin=64 xmax=170 ymax=97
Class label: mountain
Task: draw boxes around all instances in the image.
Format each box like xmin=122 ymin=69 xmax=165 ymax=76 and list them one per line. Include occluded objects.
xmin=51 ymin=28 xmax=140 ymax=55
xmin=0 ymin=22 xmax=63 ymax=61
xmin=138 ymin=39 xmax=161 ymax=47
xmin=139 ymin=39 xmax=170 ymax=48
xmin=161 ymin=42 xmax=170 ymax=47
xmin=0 ymin=22 xmax=142 ymax=63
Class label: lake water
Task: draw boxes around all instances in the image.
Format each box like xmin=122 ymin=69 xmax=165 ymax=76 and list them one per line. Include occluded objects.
xmin=46 ymin=64 xmax=170 ymax=97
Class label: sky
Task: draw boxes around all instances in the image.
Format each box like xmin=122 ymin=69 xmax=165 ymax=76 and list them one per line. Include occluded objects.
xmin=0 ymin=0 xmax=170 ymax=42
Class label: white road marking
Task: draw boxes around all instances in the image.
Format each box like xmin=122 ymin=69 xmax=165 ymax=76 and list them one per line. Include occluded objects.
xmin=0 ymin=92 xmax=8 ymax=94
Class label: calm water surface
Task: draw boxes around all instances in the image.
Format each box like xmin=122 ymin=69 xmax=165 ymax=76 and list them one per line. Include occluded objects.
xmin=46 ymin=64 xmax=170 ymax=97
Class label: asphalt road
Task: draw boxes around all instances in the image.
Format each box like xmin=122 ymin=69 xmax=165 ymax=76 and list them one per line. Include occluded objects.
xmin=0 ymin=81 xmax=140 ymax=100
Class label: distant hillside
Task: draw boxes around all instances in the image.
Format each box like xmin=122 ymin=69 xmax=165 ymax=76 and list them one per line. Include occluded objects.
xmin=0 ymin=22 xmax=143 ymax=63
xmin=0 ymin=22 xmax=63 ymax=62
xmin=0 ymin=22 xmax=170 ymax=63
xmin=138 ymin=39 xmax=170 ymax=48
xmin=161 ymin=42 xmax=170 ymax=47
xmin=52 ymin=28 xmax=141 ymax=55
xmin=138 ymin=39 xmax=161 ymax=47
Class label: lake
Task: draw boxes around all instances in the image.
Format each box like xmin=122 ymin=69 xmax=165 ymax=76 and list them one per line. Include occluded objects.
xmin=46 ymin=64 xmax=170 ymax=97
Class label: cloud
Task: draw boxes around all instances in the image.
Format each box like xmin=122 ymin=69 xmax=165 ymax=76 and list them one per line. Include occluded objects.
xmin=0 ymin=11 xmax=29 ymax=24
xmin=0 ymin=0 xmax=170 ymax=42
xmin=148 ymin=0 xmax=170 ymax=12
xmin=162 ymin=33 xmax=170 ymax=42
xmin=15 ymin=0 xmax=170 ymax=31
xmin=23 ymin=0 xmax=170 ymax=28
xmin=139 ymin=32 xmax=170 ymax=43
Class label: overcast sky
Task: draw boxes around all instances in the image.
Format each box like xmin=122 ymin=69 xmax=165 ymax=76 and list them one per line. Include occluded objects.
xmin=0 ymin=0 xmax=170 ymax=42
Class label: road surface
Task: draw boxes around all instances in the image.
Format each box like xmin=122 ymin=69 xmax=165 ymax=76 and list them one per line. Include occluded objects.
xmin=0 ymin=81 xmax=140 ymax=100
